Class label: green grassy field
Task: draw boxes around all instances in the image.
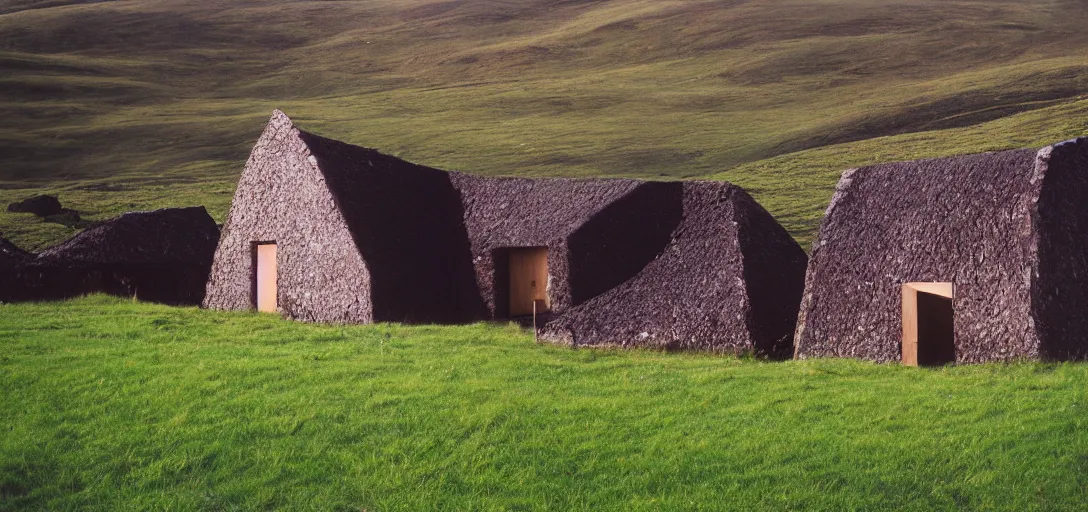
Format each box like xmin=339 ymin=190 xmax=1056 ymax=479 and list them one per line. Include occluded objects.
xmin=5 ymin=2 xmax=1088 ymax=509
xmin=2 ymin=0 xmax=1088 ymax=249
xmin=1 ymin=296 xmax=1087 ymax=510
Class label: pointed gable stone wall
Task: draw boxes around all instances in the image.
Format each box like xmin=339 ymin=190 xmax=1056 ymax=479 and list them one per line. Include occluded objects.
xmin=202 ymin=110 xmax=374 ymax=322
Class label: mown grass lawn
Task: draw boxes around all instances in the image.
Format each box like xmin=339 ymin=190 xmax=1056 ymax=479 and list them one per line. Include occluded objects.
xmin=1 ymin=296 xmax=1086 ymax=511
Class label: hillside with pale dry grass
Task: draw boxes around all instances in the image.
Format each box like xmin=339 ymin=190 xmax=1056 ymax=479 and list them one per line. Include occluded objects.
xmin=1 ymin=0 xmax=1087 ymax=248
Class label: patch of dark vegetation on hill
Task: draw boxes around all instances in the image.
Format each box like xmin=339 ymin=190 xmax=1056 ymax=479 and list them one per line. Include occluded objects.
xmin=0 ymin=10 xmax=307 ymax=54
xmin=0 ymin=79 xmax=154 ymax=103
xmin=7 ymin=194 xmax=62 ymax=216
xmin=403 ymin=0 xmax=610 ymax=25
xmin=770 ymin=81 xmax=1088 ymax=159
xmin=0 ymin=0 xmax=117 ymax=16
xmin=0 ymin=54 xmax=109 ymax=76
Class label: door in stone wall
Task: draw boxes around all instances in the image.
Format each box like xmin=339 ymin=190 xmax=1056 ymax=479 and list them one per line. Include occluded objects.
xmin=509 ymin=247 xmax=549 ymax=317
xmin=255 ymin=243 xmax=277 ymax=313
xmin=902 ymin=282 xmax=955 ymax=365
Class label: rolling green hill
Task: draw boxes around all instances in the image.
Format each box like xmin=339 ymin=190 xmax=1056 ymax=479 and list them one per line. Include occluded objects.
xmin=1 ymin=0 xmax=1088 ymax=249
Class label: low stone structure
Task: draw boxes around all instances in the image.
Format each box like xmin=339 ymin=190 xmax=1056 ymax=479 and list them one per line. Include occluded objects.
xmin=794 ymin=138 xmax=1088 ymax=363
xmin=202 ymin=111 xmax=483 ymax=323
xmin=450 ymin=175 xmax=684 ymax=321
xmin=204 ymin=110 xmax=809 ymax=355
xmin=11 ymin=207 xmax=219 ymax=304
xmin=543 ymin=182 xmax=807 ymax=356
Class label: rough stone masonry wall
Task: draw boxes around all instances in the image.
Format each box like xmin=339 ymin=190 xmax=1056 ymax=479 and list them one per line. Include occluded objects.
xmin=203 ymin=111 xmax=375 ymax=322
xmin=542 ymin=182 xmax=806 ymax=355
xmin=564 ymin=182 xmax=684 ymax=308
xmin=297 ymin=132 xmax=486 ymax=324
xmin=1033 ymin=137 xmax=1088 ymax=360
xmin=450 ymin=173 xmax=648 ymax=317
xmin=733 ymin=187 xmax=810 ymax=357
xmin=794 ymin=149 xmax=1042 ymax=363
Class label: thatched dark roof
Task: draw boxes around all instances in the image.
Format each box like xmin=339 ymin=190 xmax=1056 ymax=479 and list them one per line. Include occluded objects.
xmin=795 ymin=137 xmax=1088 ymax=363
xmin=7 ymin=207 xmax=220 ymax=305
xmin=37 ymin=206 xmax=219 ymax=267
xmin=451 ymin=174 xmax=643 ymax=246
xmin=206 ymin=110 xmax=809 ymax=354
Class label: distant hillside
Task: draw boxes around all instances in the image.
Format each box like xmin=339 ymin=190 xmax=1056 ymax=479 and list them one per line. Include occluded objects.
xmin=1 ymin=0 xmax=1087 ymax=248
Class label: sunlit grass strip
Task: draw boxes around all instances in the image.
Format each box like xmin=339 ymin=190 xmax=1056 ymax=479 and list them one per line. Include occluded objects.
xmin=1 ymin=296 xmax=1086 ymax=510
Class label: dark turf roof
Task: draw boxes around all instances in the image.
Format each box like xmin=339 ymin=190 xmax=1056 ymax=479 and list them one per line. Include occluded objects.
xmin=3 ymin=207 xmax=219 ymax=305
xmin=451 ymin=173 xmax=644 ymax=247
xmin=38 ymin=207 xmax=220 ymax=267
xmin=298 ymin=129 xmax=486 ymax=323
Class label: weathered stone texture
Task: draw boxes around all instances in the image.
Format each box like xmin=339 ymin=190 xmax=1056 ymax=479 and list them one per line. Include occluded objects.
xmin=795 ymin=139 xmax=1088 ymax=363
xmin=1033 ymin=138 xmax=1088 ymax=360
xmin=202 ymin=111 xmax=375 ymax=322
xmin=542 ymin=182 xmax=807 ymax=355
xmin=205 ymin=109 xmax=809 ymax=353
xmin=450 ymin=174 xmax=680 ymax=317
xmin=297 ymin=133 xmax=485 ymax=323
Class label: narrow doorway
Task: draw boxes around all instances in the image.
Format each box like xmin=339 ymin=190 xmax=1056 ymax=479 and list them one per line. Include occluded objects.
xmin=254 ymin=242 xmax=277 ymax=313
xmin=496 ymin=247 xmax=550 ymax=318
xmin=901 ymin=282 xmax=954 ymax=366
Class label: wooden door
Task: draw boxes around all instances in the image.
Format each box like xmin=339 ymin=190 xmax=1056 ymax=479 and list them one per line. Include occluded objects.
xmin=509 ymin=248 xmax=549 ymax=316
xmin=902 ymin=282 xmax=953 ymax=366
xmin=256 ymin=243 xmax=277 ymax=313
